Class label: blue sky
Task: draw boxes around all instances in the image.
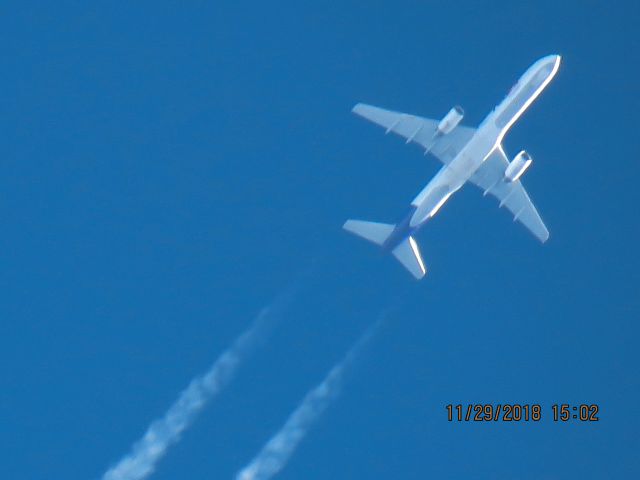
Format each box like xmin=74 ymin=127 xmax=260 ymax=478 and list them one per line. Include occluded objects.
xmin=0 ymin=1 xmax=638 ymax=479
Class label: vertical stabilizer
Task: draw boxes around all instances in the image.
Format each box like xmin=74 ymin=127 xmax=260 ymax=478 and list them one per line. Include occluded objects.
xmin=391 ymin=236 xmax=427 ymax=279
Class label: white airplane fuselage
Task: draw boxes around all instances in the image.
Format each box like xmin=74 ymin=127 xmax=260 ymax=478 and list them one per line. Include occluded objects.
xmin=382 ymin=55 xmax=561 ymax=252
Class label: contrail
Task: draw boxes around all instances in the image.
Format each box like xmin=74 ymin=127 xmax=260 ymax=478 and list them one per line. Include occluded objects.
xmin=100 ymin=288 xmax=297 ymax=480
xmin=236 ymin=315 xmax=384 ymax=480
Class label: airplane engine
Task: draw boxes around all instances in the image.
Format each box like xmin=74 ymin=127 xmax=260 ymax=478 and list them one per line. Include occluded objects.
xmin=436 ymin=106 xmax=464 ymax=134
xmin=504 ymin=150 xmax=532 ymax=182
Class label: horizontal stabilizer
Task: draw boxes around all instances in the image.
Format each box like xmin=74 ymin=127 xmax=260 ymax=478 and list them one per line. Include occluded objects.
xmin=392 ymin=236 xmax=427 ymax=279
xmin=343 ymin=219 xmax=394 ymax=246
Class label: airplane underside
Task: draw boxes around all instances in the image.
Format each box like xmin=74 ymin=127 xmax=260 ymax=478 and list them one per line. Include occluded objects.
xmin=344 ymin=55 xmax=560 ymax=279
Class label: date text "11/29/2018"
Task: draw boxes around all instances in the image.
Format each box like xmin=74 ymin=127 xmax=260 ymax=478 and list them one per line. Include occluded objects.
xmin=446 ymin=404 xmax=599 ymax=422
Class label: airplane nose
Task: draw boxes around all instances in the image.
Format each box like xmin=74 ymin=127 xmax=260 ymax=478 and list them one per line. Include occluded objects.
xmin=550 ymin=54 xmax=562 ymax=74
xmin=547 ymin=54 xmax=562 ymax=67
xmin=536 ymin=55 xmax=561 ymax=79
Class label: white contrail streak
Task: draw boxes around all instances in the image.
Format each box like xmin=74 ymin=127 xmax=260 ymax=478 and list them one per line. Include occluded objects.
xmin=100 ymin=289 xmax=296 ymax=480
xmin=236 ymin=317 xmax=383 ymax=480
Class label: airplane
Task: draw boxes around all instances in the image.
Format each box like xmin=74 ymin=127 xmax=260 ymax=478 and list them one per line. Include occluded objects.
xmin=343 ymin=54 xmax=561 ymax=279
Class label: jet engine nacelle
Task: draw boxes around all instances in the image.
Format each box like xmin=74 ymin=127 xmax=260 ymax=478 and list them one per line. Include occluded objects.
xmin=437 ymin=106 xmax=464 ymax=134
xmin=504 ymin=150 xmax=532 ymax=182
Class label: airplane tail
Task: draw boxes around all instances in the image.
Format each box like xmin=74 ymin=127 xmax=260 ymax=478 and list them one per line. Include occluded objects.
xmin=343 ymin=219 xmax=427 ymax=279
xmin=391 ymin=236 xmax=426 ymax=279
xmin=343 ymin=219 xmax=395 ymax=246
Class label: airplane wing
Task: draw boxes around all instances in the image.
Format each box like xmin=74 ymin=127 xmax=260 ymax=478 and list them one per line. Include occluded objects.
xmin=352 ymin=103 xmax=475 ymax=165
xmin=469 ymin=145 xmax=549 ymax=242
